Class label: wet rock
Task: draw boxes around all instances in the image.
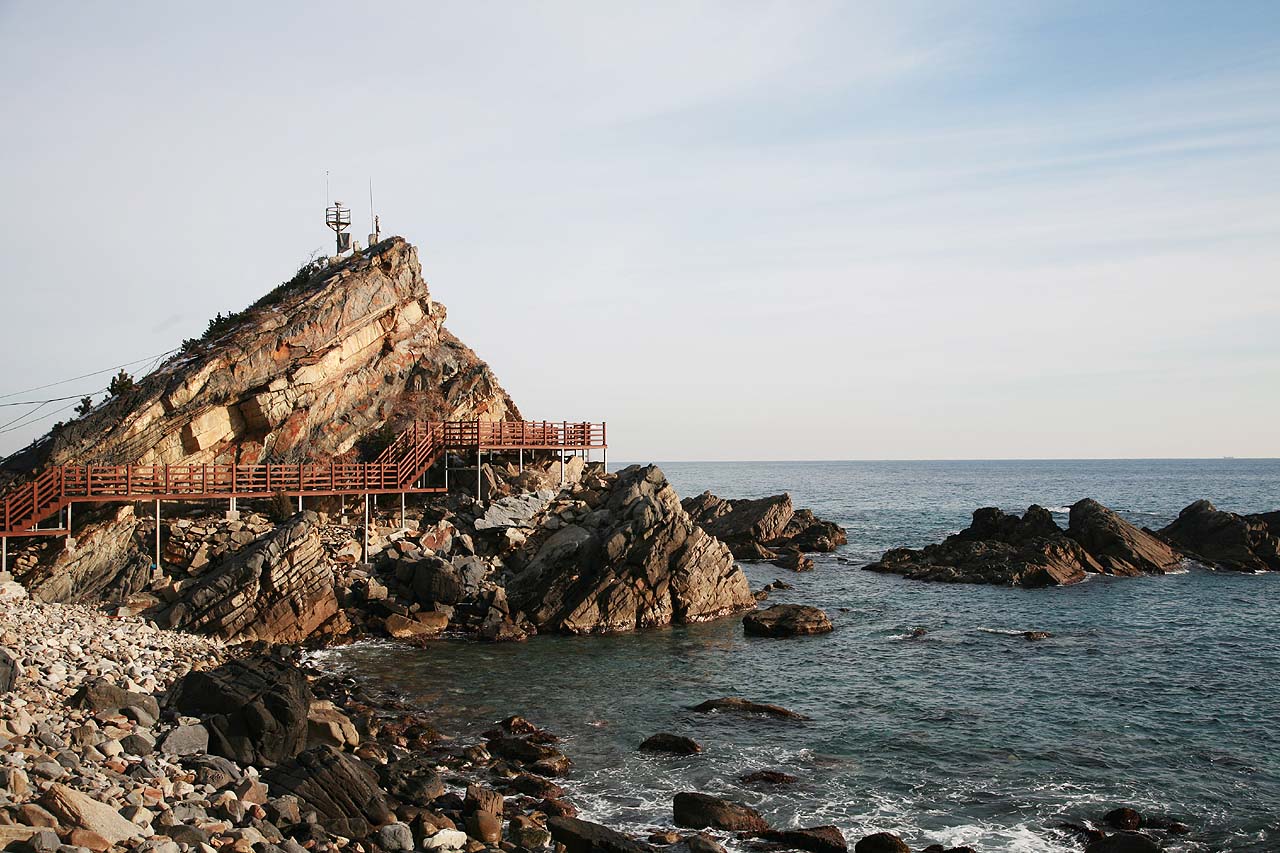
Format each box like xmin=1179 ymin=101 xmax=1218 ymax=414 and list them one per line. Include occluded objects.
xmin=508 ymin=466 xmax=756 ymax=634
xmin=1022 ymin=631 xmax=1052 ymax=641
xmin=1084 ymin=832 xmax=1161 ymax=853
xmin=486 ymin=737 xmax=571 ymax=775
xmin=739 ymin=770 xmax=798 ymax=786
xmin=672 ymin=792 xmax=769 ymax=832
xmin=1103 ymin=807 xmax=1141 ymax=830
xmin=780 ymin=509 xmax=849 ymax=553
xmin=771 ymin=550 xmax=815 ymax=572
xmin=639 ymin=733 xmax=703 ymax=755
xmin=506 ymin=773 xmax=564 ymax=799
xmin=760 ymin=826 xmax=847 ymax=853
xmin=548 ymin=816 xmax=657 ymax=853
xmin=688 ymin=697 xmax=811 ymax=721
xmin=169 ymin=656 xmax=313 ymax=767
xmin=686 ymin=833 xmax=726 ymax=853
xmin=743 ymin=604 xmax=833 ymax=637
xmin=852 ymin=833 xmax=909 ymax=853
xmin=262 ymin=744 xmax=391 ymax=839
xmin=385 ymin=612 xmax=447 ymax=641
xmin=1159 ymin=500 xmax=1280 ymax=572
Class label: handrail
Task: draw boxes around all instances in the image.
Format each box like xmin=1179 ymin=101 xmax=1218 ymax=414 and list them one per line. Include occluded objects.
xmin=1 ymin=419 xmax=605 ymax=536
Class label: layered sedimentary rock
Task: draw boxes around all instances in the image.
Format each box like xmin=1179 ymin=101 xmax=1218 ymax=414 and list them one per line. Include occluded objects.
xmin=23 ymin=237 xmax=517 ymax=469
xmin=13 ymin=506 xmax=151 ymax=604
xmin=681 ymin=492 xmax=846 ymax=559
xmin=865 ymin=499 xmax=1186 ymax=587
xmin=163 ymin=511 xmax=342 ymax=643
xmin=507 ymin=465 xmax=756 ymax=634
xmin=1158 ymin=500 xmax=1280 ymax=572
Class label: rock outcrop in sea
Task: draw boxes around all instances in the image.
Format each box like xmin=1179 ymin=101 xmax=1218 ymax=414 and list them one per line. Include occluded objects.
xmin=681 ymin=492 xmax=847 ymax=560
xmin=864 ymin=499 xmax=1182 ymax=587
xmin=1157 ymin=499 xmax=1280 ymax=572
xmin=507 ymin=465 xmax=756 ymax=634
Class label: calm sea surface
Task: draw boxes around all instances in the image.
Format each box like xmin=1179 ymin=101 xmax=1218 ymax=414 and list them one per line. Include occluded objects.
xmin=315 ymin=460 xmax=1280 ymax=853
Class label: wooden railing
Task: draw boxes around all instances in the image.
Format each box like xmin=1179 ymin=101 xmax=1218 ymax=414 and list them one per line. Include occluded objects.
xmin=1 ymin=419 xmax=605 ymax=537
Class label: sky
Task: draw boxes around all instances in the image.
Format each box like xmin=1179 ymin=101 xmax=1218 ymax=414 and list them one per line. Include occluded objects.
xmin=0 ymin=1 xmax=1278 ymax=461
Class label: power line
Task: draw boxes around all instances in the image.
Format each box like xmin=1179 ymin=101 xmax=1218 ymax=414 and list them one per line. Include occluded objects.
xmin=0 ymin=348 xmax=178 ymax=401
xmin=0 ymin=398 xmax=86 ymax=435
xmin=0 ymin=393 xmax=96 ymax=408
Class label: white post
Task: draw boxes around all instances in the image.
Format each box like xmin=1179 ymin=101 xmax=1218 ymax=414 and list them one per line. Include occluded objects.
xmin=66 ymin=502 xmax=72 ymax=531
xmin=444 ymin=451 xmax=450 ymax=491
xmin=154 ymin=499 xmax=161 ymax=570
xmin=400 ymin=492 xmax=406 ymax=530
xmin=297 ymin=494 xmax=303 ymax=512
xmin=518 ymin=448 xmax=523 ymax=472
xmin=1 ymin=537 xmax=7 ymax=575
xmin=476 ymin=448 xmax=482 ymax=503
xmin=560 ymin=449 xmax=565 ymax=487
xmin=363 ymin=494 xmax=370 ymax=562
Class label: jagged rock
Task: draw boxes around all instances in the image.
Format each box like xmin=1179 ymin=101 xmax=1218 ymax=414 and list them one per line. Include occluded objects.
xmin=638 ymin=733 xmax=702 ymax=755
xmin=739 ymin=770 xmax=798 ymax=786
xmin=743 ymin=604 xmax=833 ymax=637
xmin=548 ymin=816 xmax=657 ymax=853
xmin=761 ymin=826 xmax=848 ymax=853
xmin=1159 ymin=500 xmax=1280 ymax=572
xmin=384 ymin=612 xmax=447 ymax=641
xmin=169 ymin=657 xmax=313 ymax=767
xmin=688 ymin=697 xmax=810 ymax=720
xmin=672 ymin=792 xmax=769 ymax=832
xmin=15 ymin=506 xmax=150 ymax=605
xmin=508 ymin=466 xmax=755 ymax=634
xmin=1103 ymin=808 xmax=1142 ymax=830
xmin=410 ymin=557 xmax=465 ymax=607
xmin=163 ymin=512 xmax=339 ymax=643
xmin=262 ymin=745 xmax=391 ymax=839
xmin=681 ymin=492 xmax=846 ymax=559
xmin=772 ymin=549 xmax=814 ymax=572
xmin=1067 ymin=499 xmax=1182 ymax=576
xmin=864 ymin=505 xmax=1100 ymax=587
xmin=1084 ymin=833 xmax=1161 ymax=853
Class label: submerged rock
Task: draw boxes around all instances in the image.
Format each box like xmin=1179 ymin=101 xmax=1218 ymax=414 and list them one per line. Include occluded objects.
xmin=507 ymin=465 xmax=755 ymax=634
xmin=688 ymin=697 xmax=811 ymax=721
xmin=743 ymin=604 xmax=833 ymax=637
xmin=639 ymin=733 xmax=702 ymax=755
xmin=1159 ymin=499 xmax=1280 ymax=572
xmin=739 ymin=769 xmax=799 ymax=786
xmin=853 ymin=833 xmax=910 ymax=853
xmin=761 ymin=826 xmax=848 ymax=853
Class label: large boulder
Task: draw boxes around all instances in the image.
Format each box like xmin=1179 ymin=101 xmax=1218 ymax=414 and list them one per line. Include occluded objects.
xmin=38 ymin=784 xmax=144 ymax=846
xmin=163 ymin=512 xmax=340 ymax=643
xmin=507 ymin=466 xmax=755 ymax=634
xmin=761 ymin=826 xmax=847 ymax=853
xmin=743 ymin=604 xmax=833 ymax=637
xmin=673 ymin=792 xmax=769 ymax=832
xmin=168 ymin=657 xmax=313 ymax=767
xmin=1159 ymin=500 xmax=1280 ymax=572
xmin=1066 ymin=499 xmax=1182 ymax=576
xmin=262 ymin=745 xmax=391 ymax=839
xmin=0 ymin=648 xmax=16 ymax=693
xmin=854 ymin=834 xmax=909 ymax=853
xmin=688 ymin=697 xmax=810 ymax=720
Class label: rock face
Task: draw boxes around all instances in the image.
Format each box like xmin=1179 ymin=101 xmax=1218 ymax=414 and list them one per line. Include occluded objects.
xmin=163 ymin=511 xmax=341 ymax=643
xmin=21 ymin=238 xmax=517 ymax=470
xmin=507 ymin=466 xmax=755 ymax=634
xmin=682 ymin=492 xmax=846 ymax=560
xmin=1067 ymin=499 xmax=1181 ymax=576
xmin=12 ymin=506 xmax=151 ymax=605
xmin=866 ymin=500 xmax=1186 ymax=587
xmin=1159 ymin=500 xmax=1280 ymax=572
xmin=169 ymin=657 xmax=313 ymax=767
xmin=743 ymin=604 xmax=833 ymax=637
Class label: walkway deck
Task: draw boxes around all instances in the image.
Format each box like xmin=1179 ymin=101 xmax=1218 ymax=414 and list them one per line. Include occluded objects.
xmin=0 ymin=420 xmax=605 ymax=539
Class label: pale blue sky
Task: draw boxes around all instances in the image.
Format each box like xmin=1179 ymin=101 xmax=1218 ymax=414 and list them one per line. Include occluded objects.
xmin=1 ymin=1 xmax=1277 ymax=460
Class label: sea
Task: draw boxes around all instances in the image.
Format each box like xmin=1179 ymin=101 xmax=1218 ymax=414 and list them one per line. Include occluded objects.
xmin=313 ymin=459 xmax=1280 ymax=853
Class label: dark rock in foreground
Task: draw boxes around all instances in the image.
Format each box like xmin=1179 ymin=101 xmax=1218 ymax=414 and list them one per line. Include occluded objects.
xmin=865 ymin=498 xmax=1185 ymax=587
xmin=1159 ymin=499 xmax=1280 ymax=572
xmin=673 ymin=791 xmax=769 ymax=832
xmin=508 ymin=465 xmax=755 ymax=634
xmin=854 ymin=832 xmax=910 ymax=853
xmin=261 ymin=744 xmax=391 ymax=839
xmin=168 ymin=656 xmax=312 ymax=767
xmin=549 ymin=815 xmax=657 ymax=853
xmin=639 ymin=733 xmax=702 ymax=755
xmin=688 ymin=697 xmax=811 ymax=720
xmin=740 ymin=769 xmax=799 ymax=786
xmin=743 ymin=604 xmax=833 ymax=637
xmin=1084 ymin=831 xmax=1161 ymax=853
xmin=682 ymin=492 xmax=847 ymax=559
xmin=761 ymin=826 xmax=848 ymax=853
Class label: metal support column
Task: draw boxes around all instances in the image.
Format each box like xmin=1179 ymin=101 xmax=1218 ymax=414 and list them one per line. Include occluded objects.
xmin=1 ymin=537 xmax=7 ymax=575
xmin=400 ymin=492 xmax=406 ymax=531
xmin=518 ymin=448 xmax=523 ymax=472
xmin=363 ymin=495 xmax=370 ymax=562
xmin=603 ymin=446 xmax=608 ymax=472
xmin=476 ymin=448 xmax=482 ymax=502
xmin=560 ymin=449 xmax=566 ymax=487
xmin=298 ymin=494 xmax=303 ymax=512
xmin=154 ymin=500 xmax=161 ymax=570
xmin=444 ymin=451 xmax=450 ymax=491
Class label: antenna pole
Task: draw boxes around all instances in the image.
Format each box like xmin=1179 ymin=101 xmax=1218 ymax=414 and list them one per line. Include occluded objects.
xmin=368 ymin=179 xmax=375 ymax=234
xmin=325 ymin=170 xmax=330 ymax=206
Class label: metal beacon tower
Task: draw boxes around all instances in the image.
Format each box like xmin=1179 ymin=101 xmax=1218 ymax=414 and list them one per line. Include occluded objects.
xmin=325 ymin=200 xmax=352 ymax=254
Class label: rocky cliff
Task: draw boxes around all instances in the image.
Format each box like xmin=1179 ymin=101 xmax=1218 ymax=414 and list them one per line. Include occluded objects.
xmin=16 ymin=237 xmax=517 ymax=470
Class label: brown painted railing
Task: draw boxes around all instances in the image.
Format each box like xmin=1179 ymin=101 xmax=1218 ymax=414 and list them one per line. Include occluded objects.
xmin=1 ymin=419 xmax=604 ymax=537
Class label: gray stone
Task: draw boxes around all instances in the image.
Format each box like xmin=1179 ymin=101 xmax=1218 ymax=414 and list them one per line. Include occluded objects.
xmin=160 ymin=724 xmax=209 ymax=756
